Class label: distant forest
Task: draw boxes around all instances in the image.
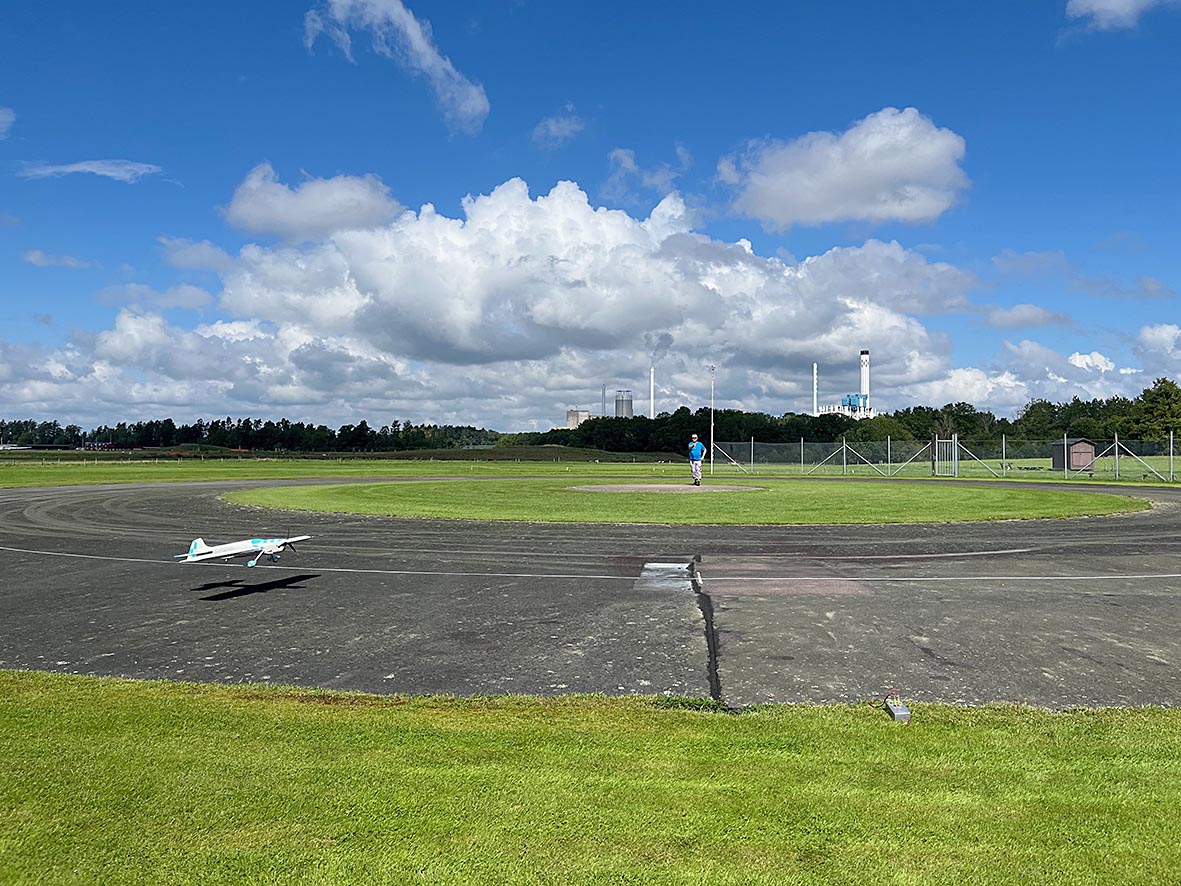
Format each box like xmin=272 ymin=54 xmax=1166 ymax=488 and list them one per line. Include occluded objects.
xmin=3 ymin=377 xmax=1179 ymax=453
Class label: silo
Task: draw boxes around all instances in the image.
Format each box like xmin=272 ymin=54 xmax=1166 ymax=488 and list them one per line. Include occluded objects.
xmin=614 ymin=390 xmax=633 ymax=418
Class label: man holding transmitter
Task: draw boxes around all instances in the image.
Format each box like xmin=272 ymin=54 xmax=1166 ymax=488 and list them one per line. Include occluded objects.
xmin=687 ymin=433 xmax=706 ymax=486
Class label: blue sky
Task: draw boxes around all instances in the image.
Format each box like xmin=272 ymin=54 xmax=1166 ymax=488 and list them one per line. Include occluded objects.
xmin=1 ymin=0 xmax=1179 ymax=429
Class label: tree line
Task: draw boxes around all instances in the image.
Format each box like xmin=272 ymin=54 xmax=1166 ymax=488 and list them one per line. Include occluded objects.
xmin=2 ymin=377 xmax=1178 ymax=452
xmin=506 ymin=377 xmax=1181 ymax=451
xmin=0 ymin=416 xmax=500 ymax=451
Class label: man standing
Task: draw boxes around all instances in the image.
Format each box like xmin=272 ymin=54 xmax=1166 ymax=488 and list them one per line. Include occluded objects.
xmin=688 ymin=433 xmax=706 ymax=486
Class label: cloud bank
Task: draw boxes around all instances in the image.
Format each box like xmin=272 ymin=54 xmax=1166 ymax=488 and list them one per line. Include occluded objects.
xmin=1 ymin=172 xmax=1169 ymax=428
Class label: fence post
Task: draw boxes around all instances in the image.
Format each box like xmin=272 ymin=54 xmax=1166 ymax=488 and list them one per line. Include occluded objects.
xmin=1171 ymin=430 xmax=1174 ymax=482
xmin=887 ymin=435 xmax=891 ymax=476
xmin=1114 ymin=431 xmax=1120 ymax=479
xmin=954 ymin=433 xmax=959 ymax=478
xmin=1063 ymin=432 xmax=1068 ymax=481
xmin=800 ymin=437 xmax=804 ymax=475
xmin=1002 ymin=434 xmax=1007 ymax=477
xmin=842 ymin=437 xmax=847 ymax=475
xmin=750 ymin=437 xmax=754 ymax=474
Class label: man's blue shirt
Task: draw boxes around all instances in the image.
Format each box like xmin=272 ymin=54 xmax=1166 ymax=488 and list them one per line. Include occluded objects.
xmin=688 ymin=441 xmax=705 ymax=461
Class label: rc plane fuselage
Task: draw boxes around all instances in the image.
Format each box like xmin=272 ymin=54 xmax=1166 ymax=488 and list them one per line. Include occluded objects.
xmin=175 ymin=535 xmax=311 ymax=567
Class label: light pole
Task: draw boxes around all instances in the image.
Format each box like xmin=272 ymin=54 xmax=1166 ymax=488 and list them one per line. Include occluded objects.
xmin=709 ymin=363 xmax=715 ymax=476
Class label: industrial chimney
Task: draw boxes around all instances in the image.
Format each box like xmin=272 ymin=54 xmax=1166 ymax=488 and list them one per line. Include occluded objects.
xmin=812 ymin=362 xmax=818 ymax=417
xmin=860 ymin=350 xmax=870 ymax=408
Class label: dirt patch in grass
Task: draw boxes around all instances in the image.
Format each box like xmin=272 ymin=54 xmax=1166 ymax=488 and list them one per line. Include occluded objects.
xmin=567 ymin=483 xmax=762 ymax=493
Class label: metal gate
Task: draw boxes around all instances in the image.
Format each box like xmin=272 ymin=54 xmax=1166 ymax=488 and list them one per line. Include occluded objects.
xmin=934 ymin=435 xmax=958 ymax=477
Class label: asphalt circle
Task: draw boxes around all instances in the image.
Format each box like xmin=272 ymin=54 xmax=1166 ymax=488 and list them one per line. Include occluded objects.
xmin=2 ymin=476 xmax=1179 ymax=709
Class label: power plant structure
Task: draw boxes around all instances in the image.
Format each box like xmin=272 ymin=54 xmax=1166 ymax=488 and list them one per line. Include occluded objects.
xmin=562 ymin=381 xmax=639 ymax=428
xmin=615 ymin=390 xmax=634 ymax=418
xmin=816 ymin=349 xmax=877 ymax=420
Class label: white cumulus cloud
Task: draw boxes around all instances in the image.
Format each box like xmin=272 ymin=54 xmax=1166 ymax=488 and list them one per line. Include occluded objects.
xmin=902 ymin=368 xmax=1030 ymax=414
xmin=1137 ymin=323 xmax=1180 ymax=354
xmin=720 ymin=107 xmax=969 ymax=230
xmin=1068 ymin=351 xmax=1115 ymax=372
xmin=206 ymin=177 xmax=972 ymax=419
xmin=223 ymin=163 xmax=402 ymax=242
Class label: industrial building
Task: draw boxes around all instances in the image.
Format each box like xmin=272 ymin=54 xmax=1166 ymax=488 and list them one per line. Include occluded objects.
xmin=815 ymin=349 xmax=877 ymax=420
xmin=562 ymin=382 xmax=642 ymax=429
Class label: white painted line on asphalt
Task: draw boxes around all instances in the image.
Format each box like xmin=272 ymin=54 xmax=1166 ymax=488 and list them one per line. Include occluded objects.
xmin=0 ymin=544 xmax=630 ymax=581
xmin=2 ymin=544 xmax=1179 ymax=584
xmin=0 ymin=545 xmax=162 ymax=565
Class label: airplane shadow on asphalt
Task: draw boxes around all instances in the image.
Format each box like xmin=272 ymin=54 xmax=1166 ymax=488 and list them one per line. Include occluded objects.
xmin=195 ymin=573 xmax=321 ymax=602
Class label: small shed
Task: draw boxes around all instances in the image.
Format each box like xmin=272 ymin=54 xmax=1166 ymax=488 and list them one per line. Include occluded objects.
xmin=1051 ymin=438 xmax=1096 ymax=472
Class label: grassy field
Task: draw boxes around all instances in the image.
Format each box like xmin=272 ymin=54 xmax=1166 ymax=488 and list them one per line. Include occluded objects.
xmin=2 ymin=671 xmax=1178 ymax=885
xmin=0 ymin=456 xmax=671 ymax=488
xmin=227 ymin=477 xmax=1147 ymax=524
xmin=2 ymin=451 xmax=1177 ymax=490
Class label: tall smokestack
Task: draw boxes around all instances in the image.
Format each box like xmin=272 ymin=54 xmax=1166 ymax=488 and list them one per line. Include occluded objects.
xmin=860 ymin=350 xmax=870 ymax=406
xmin=812 ymin=362 xmax=818 ymax=416
xmin=650 ymin=366 xmax=655 ymax=419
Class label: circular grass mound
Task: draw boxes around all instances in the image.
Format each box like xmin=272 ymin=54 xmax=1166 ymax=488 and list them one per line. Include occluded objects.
xmin=225 ymin=478 xmax=1149 ymax=525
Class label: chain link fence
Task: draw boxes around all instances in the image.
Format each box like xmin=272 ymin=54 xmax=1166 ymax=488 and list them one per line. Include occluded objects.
xmin=712 ymin=433 xmax=1178 ymax=482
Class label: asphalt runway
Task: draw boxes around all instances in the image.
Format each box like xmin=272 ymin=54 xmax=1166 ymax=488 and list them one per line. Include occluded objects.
xmin=1 ymin=477 xmax=1179 ymax=709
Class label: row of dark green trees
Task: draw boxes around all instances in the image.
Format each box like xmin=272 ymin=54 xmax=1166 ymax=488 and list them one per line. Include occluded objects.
xmin=3 ymin=378 xmax=1179 ymax=452
xmin=0 ymin=417 xmax=499 ymax=452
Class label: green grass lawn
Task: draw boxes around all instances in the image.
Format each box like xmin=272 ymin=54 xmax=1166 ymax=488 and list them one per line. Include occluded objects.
xmin=1 ymin=454 xmax=1175 ymax=490
xmin=0 ymin=455 xmax=611 ymax=488
xmin=2 ymin=671 xmax=1178 ymax=885
xmin=227 ymin=477 xmax=1147 ymax=524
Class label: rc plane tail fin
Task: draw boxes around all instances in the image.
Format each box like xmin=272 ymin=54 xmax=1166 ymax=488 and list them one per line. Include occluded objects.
xmin=175 ymin=537 xmax=214 ymax=560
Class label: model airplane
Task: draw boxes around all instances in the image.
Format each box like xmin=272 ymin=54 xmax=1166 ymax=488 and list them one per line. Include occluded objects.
xmin=175 ymin=535 xmax=311 ymax=567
